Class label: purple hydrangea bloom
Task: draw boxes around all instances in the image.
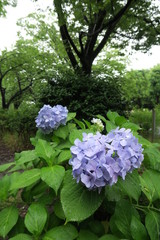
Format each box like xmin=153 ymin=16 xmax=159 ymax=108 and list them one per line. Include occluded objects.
xmin=35 ymin=104 xmax=68 ymax=134
xmin=69 ymin=128 xmax=143 ymax=191
xmin=105 ymin=127 xmax=144 ymax=179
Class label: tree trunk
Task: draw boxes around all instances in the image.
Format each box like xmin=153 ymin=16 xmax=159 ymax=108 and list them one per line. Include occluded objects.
xmin=0 ymin=86 xmax=7 ymax=109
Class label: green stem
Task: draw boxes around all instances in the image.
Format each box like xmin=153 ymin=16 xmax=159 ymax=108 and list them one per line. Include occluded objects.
xmin=133 ymin=204 xmax=160 ymax=213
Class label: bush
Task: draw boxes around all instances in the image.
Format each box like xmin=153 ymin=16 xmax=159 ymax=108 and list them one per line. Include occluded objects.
xmin=0 ymin=106 xmax=160 ymax=239
xmin=0 ymin=102 xmax=39 ymax=151
xmin=129 ymin=106 xmax=160 ymax=134
xmin=37 ymin=71 xmax=128 ymax=120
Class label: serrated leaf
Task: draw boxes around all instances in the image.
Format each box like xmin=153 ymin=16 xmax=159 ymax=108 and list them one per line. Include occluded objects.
xmin=35 ymin=139 xmax=56 ymax=165
xmin=105 ymin=120 xmax=117 ymax=133
xmin=107 ymin=111 xmax=119 ymax=123
xmin=122 ymin=122 xmax=140 ymax=132
xmin=24 ymin=203 xmax=47 ymax=235
xmin=15 ymin=150 xmax=37 ymax=166
xmin=54 ymin=125 xmax=69 ymax=140
xmin=60 ymin=170 xmax=104 ymax=222
xmin=74 ymin=118 xmax=86 ymax=129
xmin=110 ymin=199 xmax=139 ymax=239
xmin=10 ymin=169 xmax=41 ymax=190
xmin=0 ymin=174 xmax=11 ymax=201
xmin=115 ymin=116 xmax=127 ymax=126
xmin=41 ymin=166 xmax=65 ymax=194
xmin=118 ymin=170 xmax=141 ymax=202
xmin=145 ymin=211 xmax=160 ymax=240
xmin=0 ymin=162 xmax=15 ymax=173
xmin=69 ymin=129 xmax=91 ymax=144
xmin=54 ymin=200 xmax=65 ymax=220
xmin=139 ymin=169 xmax=160 ymax=202
xmin=66 ymin=112 xmax=76 ymax=122
xmin=9 ymin=233 xmax=32 ymax=240
xmin=58 ymin=150 xmax=72 ymax=163
xmin=96 ymin=114 xmax=108 ymax=124
xmin=0 ymin=206 xmax=19 ymax=238
xmin=130 ymin=216 xmax=148 ymax=240
xmin=43 ymin=223 xmax=78 ymax=240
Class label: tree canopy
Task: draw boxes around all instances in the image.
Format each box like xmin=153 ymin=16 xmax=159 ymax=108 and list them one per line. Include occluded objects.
xmin=0 ymin=0 xmax=17 ymax=17
xmin=53 ymin=0 xmax=160 ymax=74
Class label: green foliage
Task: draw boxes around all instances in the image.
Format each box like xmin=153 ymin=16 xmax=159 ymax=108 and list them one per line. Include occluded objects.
xmin=123 ymin=65 xmax=160 ymax=110
xmin=38 ymin=71 xmax=127 ymax=120
xmin=129 ymin=107 xmax=160 ymax=135
xmin=1 ymin=109 xmax=160 ymax=239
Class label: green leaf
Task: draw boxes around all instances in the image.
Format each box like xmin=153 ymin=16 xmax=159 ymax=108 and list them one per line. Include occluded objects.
xmin=0 ymin=206 xmax=19 ymax=238
xmin=41 ymin=166 xmax=65 ymax=194
xmin=115 ymin=116 xmax=127 ymax=126
xmin=88 ymin=220 xmax=105 ymax=237
xmin=96 ymin=114 xmax=108 ymax=124
xmin=121 ymin=122 xmax=140 ymax=132
xmin=9 ymin=233 xmax=33 ymax=240
xmin=0 ymin=174 xmax=11 ymax=201
xmin=43 ymin=223 xmax=78 ymax=240
xmin=74 ymin=118 xmax=86 ymax=129
xmin=0 ymin=162 xmax=15 ymax=173
xmin=10 ymin=169 xmax=41 ymax=190
xmin=15 ymin=150 xmax=37 ymax=165
xmin=58 ymin=150 xmax=72 ymax=163
xmin=118 ymin=170 xmax=141 ymax=202
xmin=130 ymin=216 xmax=148 ymax=240
xmin=35 ymin=139 xmax=56 ymax=165
xmin=54 ymin=200 xmax=65 ymax=220
xmin=99 ymin=234 xmax=119 ymax=240
xmin=105 ymin=120 xmax=117 ymax=133
xmin=107 ymin=111 xmax=119 ymax=123
xmin=145 ymin=211 xmax=160 ymax=240
xmin=143 ymin=147 xmax=160 ymax=170
xmin=69 ymin=129 xmax=91 ymax=144
xmin=66 ymin=112 xmax=76 ymax=122
xmin=24 ymin=203 xmax=47 ymax=235
xmin=77 ymin=230 xmax=98 ymax=240
xmin=139 ymin=169 xmax=160 ymax=202
xmin=60 ymin=170 xmax=104 ymax=222
xmin=56 ymin=140 xmax=72 ymax=150
xmin=54 ymin=125 xmax=69 ymax=140
xmin=110 ymin=199 xmax=139 ymax=239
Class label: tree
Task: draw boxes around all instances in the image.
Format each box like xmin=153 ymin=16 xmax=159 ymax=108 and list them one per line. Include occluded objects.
xmin=0 ymin=0 xmax=17 ymax=17
xmin=52 ymin=0 xmax=160 ymax=75
xmin=122 ymin=69 xmax=151 ymax=108
xmin=0 ymin=39 xmax=55 ymax=109
xmin=150 ymin=64 xmax=160 ymax=105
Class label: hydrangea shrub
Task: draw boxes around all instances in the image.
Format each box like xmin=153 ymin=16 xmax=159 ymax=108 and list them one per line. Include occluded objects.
xmin=0 ymin=106 xmax=160 ymax=240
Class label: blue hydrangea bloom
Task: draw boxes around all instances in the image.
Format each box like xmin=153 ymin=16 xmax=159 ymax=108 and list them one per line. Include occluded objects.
xmin=105 ymin=127 xmax=144 ymax=179
xmin=69 ymin=128 xmax=143 ymax=191
xmin=35 ymin=104 xmax=68 ymax=134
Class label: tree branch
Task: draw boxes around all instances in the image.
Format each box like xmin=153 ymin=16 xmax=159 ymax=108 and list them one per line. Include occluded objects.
xmin=6 ymin=80 xmax=32 ymax=108
xmin=2 ymin=64 xmax=24 ymax=79
xmin=93 ymin=0 xmax=135 ymax=59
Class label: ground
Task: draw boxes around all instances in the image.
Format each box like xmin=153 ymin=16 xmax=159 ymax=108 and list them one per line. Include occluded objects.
xmin=0 ymin=139 xmax=14 ymax=165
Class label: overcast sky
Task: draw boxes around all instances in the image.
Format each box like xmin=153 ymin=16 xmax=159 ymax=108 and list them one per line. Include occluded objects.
xmin=0 ymin=0 xmax=160 ymax=70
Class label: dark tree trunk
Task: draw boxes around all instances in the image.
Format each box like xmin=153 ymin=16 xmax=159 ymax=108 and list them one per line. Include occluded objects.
xmin=0 ymin=84 xmax=7 ymax=109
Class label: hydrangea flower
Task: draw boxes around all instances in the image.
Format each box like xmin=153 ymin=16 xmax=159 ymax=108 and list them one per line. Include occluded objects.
xmin=105 ymin=127 xmax=144 ymax=179
xmin=69 ymin=128 xmax=143 ymax=191
xmin=35 ymin=104 xmax=68 ymax=134
xmin=91 ymin=118 xmax=104 ymax=132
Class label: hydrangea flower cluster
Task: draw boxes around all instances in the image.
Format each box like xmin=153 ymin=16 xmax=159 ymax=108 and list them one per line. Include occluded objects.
xmin=69 ymin=128 xmax=143 ymax=191
xmin=91 ymin=118 xmax=104 ymax=132
xmin=35 ymin=104 xmax=68 ymax=134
